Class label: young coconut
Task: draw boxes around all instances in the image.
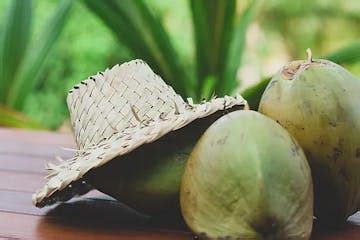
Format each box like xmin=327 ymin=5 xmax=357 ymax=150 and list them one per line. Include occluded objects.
xmin=180 ymin=110 xmax=313 ymax=240
xmin=259 ymin=49 xmax=360 ymax=224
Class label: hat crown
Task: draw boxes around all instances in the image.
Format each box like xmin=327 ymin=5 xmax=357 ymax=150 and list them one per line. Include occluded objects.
xmin=67 ymin=60 xmax=185 ymax=149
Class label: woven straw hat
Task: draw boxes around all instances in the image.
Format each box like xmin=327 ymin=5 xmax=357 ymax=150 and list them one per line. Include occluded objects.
xmin=33 ymin=60 xmax=247 ymax=207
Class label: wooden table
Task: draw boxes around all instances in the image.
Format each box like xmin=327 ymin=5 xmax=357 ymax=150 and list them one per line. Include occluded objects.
xmin=0 ymin=127 xmax=359 ymax=239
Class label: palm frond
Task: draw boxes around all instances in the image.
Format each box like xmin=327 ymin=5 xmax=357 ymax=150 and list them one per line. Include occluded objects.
xmin=83 ymin=0 xmax=191 ymax=96
xmin=7 ymin=0 xmax=73 ymax=110
xmin=323 ymin=41 xmax=360 ymax=65
xmin=0 ymin=0 xmax=32 ymax=103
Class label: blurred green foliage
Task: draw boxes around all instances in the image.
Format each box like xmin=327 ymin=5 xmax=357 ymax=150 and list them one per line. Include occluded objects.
xmin=0 ymin=0 xmax=73 ymax=105
xmin=0 ymin=105 xmax=44 ymax=129
xmin=323 ymin=41 xmax=360 ymax=65
xmin=23 ymin=0 xmax=122 ymax=129
xmin=83 ymin=0 xmax=257 ymax=99
xmin=0 ymin=0 xmax=72 ymax=128
xmin=0 ymin=0 xmax=359 ymax=130
xmin=241 ymin=77 xmax=270 ymax=110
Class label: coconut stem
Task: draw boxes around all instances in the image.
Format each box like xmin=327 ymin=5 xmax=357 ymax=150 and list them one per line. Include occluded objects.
xmin=306 ymin=48 xmax=313 ymax=63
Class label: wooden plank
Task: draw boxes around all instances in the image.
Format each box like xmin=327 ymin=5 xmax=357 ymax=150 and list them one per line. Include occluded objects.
xmin=0 ymin=170 xmax=45 ymax=192
xmin=0 ymin=127 xmax=74 ymax=146
xmin=0 ymin=140 xmax=74 ymax=159
xmin=0 ymin=128 xmax=75 ymax=166
xmin=0 ymin=131 xmax=73 ymax=174
xmin=1 ymin=128 xmax=360 ymax=239
xmin=0 ymin=154 xmax=47 ymax=174
xmin=0 ymin=212 xmax=191 ymax=240
xmin=0 ymin=189 xmax=48 ymax=216
xmin=1 ymin=190 xmax=360 ymax=240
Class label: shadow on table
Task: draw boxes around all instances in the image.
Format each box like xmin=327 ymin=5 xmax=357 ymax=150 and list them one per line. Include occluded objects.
xmin=312 ymin=223 xmax=360 ymax=239
xmin=36 ymin=195 xmax=360 ymax=239
xmin=34 ymin=196 xmax=192 ymax=240
xmin=311 ymin=213 xmax=360 ymax=240
xmin=39 ymin=195 xmax=188 ymax=231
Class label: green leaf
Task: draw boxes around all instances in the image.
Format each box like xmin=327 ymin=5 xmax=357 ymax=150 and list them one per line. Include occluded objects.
xmin=133 ymin=1 xmax=193 ymax=96
xmin=0 ymin=0 xmax=32 ymax=103
xmin=241 ymin=77 xmax=270 ymax=110
xmin=7 ymin=0 xmax=73 ymax=110
xmin=221 ymin=0 xmax=258 ymax=95
xmin=0 ymin=105 xmax=43 ymax=129
xmin=189 ymin=0 xmax=236 ymax=99
xmin=323 ymin=41 xmax=360 ymax=65
xmin=201 ymin=75 xmax=217 ymax=100
xmin=188 ymin=0 xmax=212 ymax=96
xmin=83 ymin=0 xmax=152 ymax=59
xmin=83 ymin=0 xmax=191 ymax=97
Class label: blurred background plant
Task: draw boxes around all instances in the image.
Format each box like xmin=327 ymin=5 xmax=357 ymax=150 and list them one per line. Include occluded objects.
xmin=0 ymin=0 xmax=359 ymax=130
xmin=0 ymin=0 xmax=72 ymax=128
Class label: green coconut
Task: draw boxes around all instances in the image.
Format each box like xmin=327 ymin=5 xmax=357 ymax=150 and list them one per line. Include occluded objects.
xmin=180 ymin=110 xmax=313 ymax=239
xmin=84 ymin=109 xmax=242 ymax=216
xmin=259 ymin=49 xmax=360 ymax=224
